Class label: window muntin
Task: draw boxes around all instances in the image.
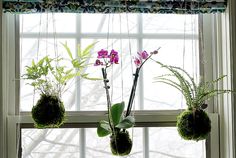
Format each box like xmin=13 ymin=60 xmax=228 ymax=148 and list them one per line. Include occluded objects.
xmin=81 ymin=14 xmax=138 ymax=33
xmin=142 ymin=14 xmax=199 ymax=34
xmin=21 ymin=14 xmax=76 ymax=33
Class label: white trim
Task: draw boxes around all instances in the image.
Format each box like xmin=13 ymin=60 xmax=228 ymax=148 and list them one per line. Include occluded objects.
xmin=206 ymin=5 xmax=236 ymax=158
xmin=20 ymin=33 xmax=198 ymax=39
xmin=7 ymin=112 xmax=219 ymax=158
xmin=209 ymin=114 xmax=220 ymax=158
xmin=202 ymin=14 xmax=214 ymax=113
xmin=19 ymin=110 xmax=182 ymax=125
xmin=218 ymin=12 xmax=234 ymax=158
xmin=223 ymin=1 xmax=236 ymax=158
xmin=0 ymin=1 xmax=6 ymax=158
xmin=2 ymin=13 xmax=18 ymax=158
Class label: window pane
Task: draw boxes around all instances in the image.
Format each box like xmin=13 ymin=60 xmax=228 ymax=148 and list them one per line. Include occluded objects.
xmin=20 ymin=38 xmax=76 ymax=111
xmin=81 ymin=14 xmax=137 ymax=33
xmin=149 ymin=127 xmax=205 ymax=158
xmin=80 ymin=38 xmax=138 ymax=111
xmin=143 ymin=39 xmax=199 ymax=110
xmin=20 ymin=14 xmax=76 ymax=33
xmin=21 ymin=128 xmax=80 ymax=158
xmin=86 ymin=128 xmax=143 ymax=158
xmin=143 ymin=14 xmax=198 ymax=34
xmin=21 ymin=127 xmax=205 ymax=158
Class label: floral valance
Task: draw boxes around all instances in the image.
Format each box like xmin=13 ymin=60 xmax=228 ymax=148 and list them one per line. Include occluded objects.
xmin=2 ymin=0 xmax=227 ymax=14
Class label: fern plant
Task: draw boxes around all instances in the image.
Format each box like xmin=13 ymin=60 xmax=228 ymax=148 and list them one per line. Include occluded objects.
xmin=23 ymin=42 xmax=96 ymax=128
xmin=155 ymin=61 xmax=231 ymax=141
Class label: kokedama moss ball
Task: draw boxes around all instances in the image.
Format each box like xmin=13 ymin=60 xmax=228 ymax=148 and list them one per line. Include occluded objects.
xmin=177 ymin=109 xmax=211 ymax=141
xmin=110 ymin=130 xmax=132 ymax=156
xmin=31 ymin=94 xmax=65 ymax=128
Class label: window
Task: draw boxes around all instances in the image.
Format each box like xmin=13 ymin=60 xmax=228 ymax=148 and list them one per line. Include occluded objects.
xmin=4 ymin=13 xmax=218 ymax=158
xmin=20 ymin=13 xmax=199 ymax=111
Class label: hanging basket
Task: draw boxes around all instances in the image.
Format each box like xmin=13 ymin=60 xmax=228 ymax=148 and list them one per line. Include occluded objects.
xmin=176 ymin=109 xmax=211 ymax=141
xmin=110 ymin=130 xmax=133 ymax=156
xmin=31 ymin=94 xmax=65 ymax=128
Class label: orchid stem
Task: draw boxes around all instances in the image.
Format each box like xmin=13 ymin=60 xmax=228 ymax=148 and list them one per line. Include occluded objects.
xmin=101 ymin=68 xmax=114 ymax=133
xmin=126 ymin=68 xmax=140 ymax=117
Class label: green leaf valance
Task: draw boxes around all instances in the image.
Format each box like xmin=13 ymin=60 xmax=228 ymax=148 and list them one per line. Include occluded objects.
xmin=2 ymin=0 xmax=227 ymax=14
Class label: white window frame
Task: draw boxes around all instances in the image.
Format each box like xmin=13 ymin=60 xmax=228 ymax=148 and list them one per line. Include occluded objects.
xmin=1 ymin=10 xmax=235 ymax=158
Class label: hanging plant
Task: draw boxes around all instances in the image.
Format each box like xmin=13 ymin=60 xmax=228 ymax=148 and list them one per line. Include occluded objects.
xmin=154 ymin=61 xmax=231 ymax=141
xmin=95 ymin=49 xmax=159 ymax=156
xmin=23 ymin=42 xmax=97 ymax=128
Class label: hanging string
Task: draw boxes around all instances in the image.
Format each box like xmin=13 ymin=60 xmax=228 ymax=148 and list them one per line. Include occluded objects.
xmin=33 ymin=13 xmax=43 ymax=109
xmin=107 ymin=14 xmax=111 ymax=51
xmin=182 ymin=15 xmax=186 ymax=89
xmin=51 ymin=12 xmax=60 ymax=97
xmin=119 ymin=13 xmax=124 ymax=101
xmin=125 ymin=5 xmax=134 ymax=75
xmin=124 ymin=1 xmax=135 ymax=112
xmin=105 ymin=10 xmax=120 ymax=156
xmin=124 ymin=0 xmax=135 ymax=149
xmin=197 ymin=1 xmax=202 ymax=85
xmin=46 ymin=11 xmax=49 ymax=57
xmin=180 ymin=2 xmax=187 ymax=111
xmin=191 ymin=2 xmax=198 ymax=85
xmin=37 ymin=14 xmax=42 ymax=62
xmin=110 ymin=14 xmax=115 ymax=104
xmin=52 ymin=13 xmax=58 ymax=61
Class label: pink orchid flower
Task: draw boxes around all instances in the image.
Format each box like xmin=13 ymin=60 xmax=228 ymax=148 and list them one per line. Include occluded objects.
xmin=138 ymin=50 xmax=149 ymax=60
xmin=94 ymin=59 xmax=103 ymax=66
xmin=134 ymin=56 xmax=142 ymax=67
xmin=97 ymin=49 xmax=109 ymax=58
xmin=109 ymin=49 xmax=119 ymax=64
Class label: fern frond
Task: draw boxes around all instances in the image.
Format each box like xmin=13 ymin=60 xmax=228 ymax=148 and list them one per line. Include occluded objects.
xmin=155 ymin=61 xmax=193 ymax=107
xmin=155 ymin=81 xmax=182 ymax=92
xmin=170 ymin=65 xmax=197 ymax=98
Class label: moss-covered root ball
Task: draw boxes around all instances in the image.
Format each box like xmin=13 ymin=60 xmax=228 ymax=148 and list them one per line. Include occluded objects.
xmin=31 ymin=94 xmax=65 ymax=128
xmin=177 ymin=109 xmax=211 ymax=141
xmin=110 ymin=130 xmax=133 ymax=156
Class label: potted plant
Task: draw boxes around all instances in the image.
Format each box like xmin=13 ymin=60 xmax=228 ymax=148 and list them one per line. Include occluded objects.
xmin=155 ymin=61 xmax=231 ymax=141
xmin=95 ymin=49 xmax=159 ymax=155
xmin=23 ymin=42 xmax=96 ymax=128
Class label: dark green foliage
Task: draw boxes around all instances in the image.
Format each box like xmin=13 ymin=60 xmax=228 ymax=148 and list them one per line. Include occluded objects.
xmin=32 ymin=94 xmax=65 ymax=128
xmin=110 ymin=130 xmax=132 ymax=156
xmin=177 ymin=109 xmax=211 ymax=141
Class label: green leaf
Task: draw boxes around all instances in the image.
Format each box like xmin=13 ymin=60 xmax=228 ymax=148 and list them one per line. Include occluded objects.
xmin=32 ymin=60 xmax=35 ymax=66
xmin=77 ymin=44 xmax=82 ymax=58
xmin=111 ymin=102 xmax=125 ymax=126
xmin=81 ymin=75 xmax=102 ymax=81
xmin=62 ymin=42 xmax=73 ymax=60
xmin=62 ymin=72 xmax=81 ymax=82
xmin=81 ymin=42 xmax=97 ymax=57
xmin=97 ymin=120 xmax=112 ymax=137
xmin=37 ymin=57 xmax=45 ymax=66
xmin=116 ymin=116 xmax=135 ymax=129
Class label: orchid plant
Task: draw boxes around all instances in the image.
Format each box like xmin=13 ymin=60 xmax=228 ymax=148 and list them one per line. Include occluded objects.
xmin=95 ymin=48 xmax=158 ymax=156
